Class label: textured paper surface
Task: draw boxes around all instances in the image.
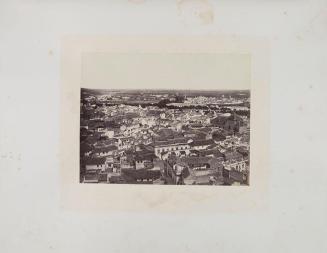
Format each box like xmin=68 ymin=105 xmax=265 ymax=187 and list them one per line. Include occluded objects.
xmin=2 ymin=1 xmax=327 ymax=252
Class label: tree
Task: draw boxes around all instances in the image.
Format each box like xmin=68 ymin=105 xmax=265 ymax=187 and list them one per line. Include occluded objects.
xmin=157 ymin=99 xmax=170 ymax=108
xmin=175 ymin=95 xmax=185 ymax=103
xmin=212 ymin=131 xmax=226 ymax=142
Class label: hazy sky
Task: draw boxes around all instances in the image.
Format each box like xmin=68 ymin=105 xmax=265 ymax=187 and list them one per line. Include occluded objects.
xmin=81 ymin=53 xmax=251 ymax=90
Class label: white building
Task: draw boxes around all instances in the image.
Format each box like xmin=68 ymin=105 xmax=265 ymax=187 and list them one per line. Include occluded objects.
xmin=154 ymin=139 xmax=190 ymax=159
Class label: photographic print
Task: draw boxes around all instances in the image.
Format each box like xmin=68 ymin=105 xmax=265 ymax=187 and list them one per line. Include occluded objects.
xmin=80 ymin=88 xmax=250 ymax=185
xmin=61 ymin=37 xmax=268 ymax=211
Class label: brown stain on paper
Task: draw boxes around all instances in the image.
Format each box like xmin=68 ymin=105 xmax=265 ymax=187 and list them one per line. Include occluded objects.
xmin=177 ymin=0 xmax=214 ymax=25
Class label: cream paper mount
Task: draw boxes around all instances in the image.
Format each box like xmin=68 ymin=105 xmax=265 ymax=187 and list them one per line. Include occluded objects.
xmin=60 ymin=36 xmax=269 ymax=213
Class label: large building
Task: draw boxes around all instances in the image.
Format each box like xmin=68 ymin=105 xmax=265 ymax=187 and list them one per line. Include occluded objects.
xmin=154 ymin=138 xmax=191 ymax=159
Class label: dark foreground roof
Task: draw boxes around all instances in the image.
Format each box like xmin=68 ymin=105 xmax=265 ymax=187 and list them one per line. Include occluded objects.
xmin=84 ymin=157 xmax=106 ymax=165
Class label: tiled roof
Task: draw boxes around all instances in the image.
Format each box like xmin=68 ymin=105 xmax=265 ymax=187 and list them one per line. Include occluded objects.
xmin=199 ymin=149 xmax=224 ymax=158
xmin=230 ymin=170 xmax=245 ymax=182
xmin=154 ymin=138 xmax=189 ymax=147
xmin=84 ymin=157 xmax=106 ymax=165
xmin=190 ymin=139 xmax=215 ymax=146
xmin=98 ymin=173 xmax=108 ymax=182
xmin=85 ymin=135 xmax=98 ymax=144
xmin=122 ymin=169 xmax=161 ymax=180
xmin=84 ymin=173 xmax=99 ymax=181
xmin=80 ymin=143 xmax=93 ymax=153
xmin=224 ymin=151 xmax=243 ymax=161
xmin=134 ymin=152 xmax=156 ymax=161
xmin=93 ymin=145 xmax=118 ymax=153
xmin=177 ymin=157 xmax=224 ymax=171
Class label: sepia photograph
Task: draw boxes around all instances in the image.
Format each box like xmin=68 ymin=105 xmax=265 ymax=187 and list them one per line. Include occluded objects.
xmin=61 ymin=38 xmax=268 ymax=212
xmin=80 ymin=88 xmax=250 ymax=185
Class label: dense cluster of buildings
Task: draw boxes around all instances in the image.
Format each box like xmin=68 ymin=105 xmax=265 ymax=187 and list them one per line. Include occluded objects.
xmin=80 ymin=89 xmax=250 ymax=185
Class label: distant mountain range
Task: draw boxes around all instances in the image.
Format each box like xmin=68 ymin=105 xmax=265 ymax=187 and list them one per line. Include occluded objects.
xmin=81 ymin=88 xmax=250 ymax=97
